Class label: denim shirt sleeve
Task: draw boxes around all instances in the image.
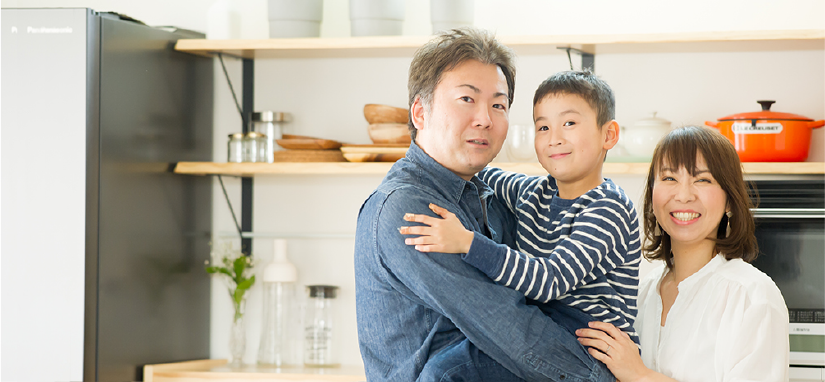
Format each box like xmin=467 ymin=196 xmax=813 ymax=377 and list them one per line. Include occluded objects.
xmin=373 ymin=188 xmax=567 ymax=380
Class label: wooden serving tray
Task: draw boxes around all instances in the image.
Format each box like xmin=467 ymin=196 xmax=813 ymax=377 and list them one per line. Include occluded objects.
xmin=277 ymin=134 xmax=342 ymax=150
xmin=272 ymin=149 xmax=346 ymax=162
xmin=340 ymin=144 xmax=408 ymax=162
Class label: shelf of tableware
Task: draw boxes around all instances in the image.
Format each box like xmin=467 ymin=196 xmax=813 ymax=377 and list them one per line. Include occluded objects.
xmin=173 ymin=161 xmax=825 ymax=177
xmin=143 ymin=359 xmax=366 ymax=382
xmin=174 ymin=29 xmax=824 ymax=59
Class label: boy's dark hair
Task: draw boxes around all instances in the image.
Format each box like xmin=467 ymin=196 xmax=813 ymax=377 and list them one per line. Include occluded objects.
xmin=642 ymin=125 xmax=759 ymax=268
xmin=532 ymin=70 xmax=615 ymax=127
xmin=408 ymin=27 xmax=516 ymax=140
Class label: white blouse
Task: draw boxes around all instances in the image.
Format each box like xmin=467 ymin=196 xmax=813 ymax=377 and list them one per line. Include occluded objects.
xmin=636 ymin=254 xmax=790 ymax=382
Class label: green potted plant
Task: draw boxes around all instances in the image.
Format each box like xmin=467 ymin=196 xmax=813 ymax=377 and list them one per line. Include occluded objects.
xmin=205 ymin=242 xmax=256 ymax=365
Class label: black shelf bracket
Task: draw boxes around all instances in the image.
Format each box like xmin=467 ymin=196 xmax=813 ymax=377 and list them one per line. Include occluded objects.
xmin=557 ymin=46 xmax=595 ymax=72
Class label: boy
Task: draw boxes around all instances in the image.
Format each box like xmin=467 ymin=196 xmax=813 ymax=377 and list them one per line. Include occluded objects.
xmin=401 ymin=70 xmax=642 ymax=367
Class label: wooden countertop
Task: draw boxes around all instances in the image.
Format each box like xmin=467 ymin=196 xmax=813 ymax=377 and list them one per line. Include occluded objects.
xmin=144 ymin=359 xmax=366 ymax=382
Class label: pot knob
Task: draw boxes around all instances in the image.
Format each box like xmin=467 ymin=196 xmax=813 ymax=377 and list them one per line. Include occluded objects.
xmin=757 ymin=100 xmax=775 ymax=111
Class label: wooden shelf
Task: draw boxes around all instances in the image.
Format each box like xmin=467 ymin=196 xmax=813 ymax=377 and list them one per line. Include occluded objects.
xmin=144 ymin=359 xmax=366 ymax=382
xmin=173 ymin=161 xmax=825 ymax=177
xmin=174 ymin=29 xmax=825 ymax=59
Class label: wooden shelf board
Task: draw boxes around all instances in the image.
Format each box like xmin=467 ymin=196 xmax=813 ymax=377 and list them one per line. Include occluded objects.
xmin=173 ymin=161 xmax=825 ymax=176
xmin=145 ymin=359 xmax=366 ymax=382
xmin=175 ymin=30 xmax=825 ymax=58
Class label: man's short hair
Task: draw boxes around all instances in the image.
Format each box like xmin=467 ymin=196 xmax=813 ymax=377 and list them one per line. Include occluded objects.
xmin=407 ymin=27 xmax=516 ymax=140
xmin=532 ymin=70 xmax=615 ymax=128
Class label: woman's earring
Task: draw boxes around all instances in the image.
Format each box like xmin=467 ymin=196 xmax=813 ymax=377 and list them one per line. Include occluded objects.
xmin=654 ymin=223 xmax=662 ymax=236
xmin=725 ymin=211 xmax=732 ymax=238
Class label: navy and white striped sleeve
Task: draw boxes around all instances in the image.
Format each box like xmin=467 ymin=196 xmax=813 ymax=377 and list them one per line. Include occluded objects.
xmin=479 ymin=167 xmax=543 ymax=214
xmin=462 ymin=197 xmax=638 ymax=302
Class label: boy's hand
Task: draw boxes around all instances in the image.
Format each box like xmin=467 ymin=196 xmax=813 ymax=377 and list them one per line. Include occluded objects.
xmin=399 ymin=203 xmax=474 ymax=254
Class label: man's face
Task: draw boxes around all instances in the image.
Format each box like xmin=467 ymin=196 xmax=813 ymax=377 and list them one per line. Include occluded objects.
xmin=412 ymin=60 xmax=510 ymax=180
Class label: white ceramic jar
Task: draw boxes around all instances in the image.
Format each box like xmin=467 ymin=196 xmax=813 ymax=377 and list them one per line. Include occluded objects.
xmin=267 ymin=0 xmax=323 ymax=38
xmin=620 ymin=112 xmax=672 ymax=158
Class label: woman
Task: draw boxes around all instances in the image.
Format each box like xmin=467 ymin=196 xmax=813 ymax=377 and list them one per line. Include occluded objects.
xmin=576 ymin=125 xmax=789 ymax=381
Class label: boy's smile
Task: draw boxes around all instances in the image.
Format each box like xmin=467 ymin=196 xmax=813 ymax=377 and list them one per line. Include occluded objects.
xmin=533 ymin=93 xmax=619 ymax=199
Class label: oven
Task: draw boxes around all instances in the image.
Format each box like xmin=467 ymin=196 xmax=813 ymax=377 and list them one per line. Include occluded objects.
xmin=749 ymin=180 xmax=825 ymax=368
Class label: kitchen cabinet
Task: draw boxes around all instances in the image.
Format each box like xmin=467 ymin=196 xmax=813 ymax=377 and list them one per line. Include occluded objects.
xmin=174 ymin=29 xmax=825 ymax=370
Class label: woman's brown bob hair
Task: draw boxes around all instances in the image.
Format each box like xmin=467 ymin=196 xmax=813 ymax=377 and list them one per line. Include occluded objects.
xmin=643 ymin=125 xmax=758 ymax=268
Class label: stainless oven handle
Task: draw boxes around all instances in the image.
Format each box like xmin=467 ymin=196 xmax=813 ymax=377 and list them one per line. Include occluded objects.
xmin=751 ymin=208 xmax=825 ymax=219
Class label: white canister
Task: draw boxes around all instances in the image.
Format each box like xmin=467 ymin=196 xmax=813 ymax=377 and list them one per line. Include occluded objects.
xmin=620 ymin=112 xmax=672 ymax=158
xmin=349 ymin=0 xmax=405 ymax=36
xmin=430 ymin=0 xmax=475 ymax=34
xmin=268 ymin=0 xmax=323 ymax=38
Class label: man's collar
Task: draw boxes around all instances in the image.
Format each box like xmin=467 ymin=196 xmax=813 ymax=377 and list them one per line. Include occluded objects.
xmin=406 ymin=141 xmax=494 ymax=204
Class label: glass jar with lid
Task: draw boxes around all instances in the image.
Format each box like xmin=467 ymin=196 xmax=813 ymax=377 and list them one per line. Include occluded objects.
xmin=227 ymin=133 xmax=244 ymax=163
xmin=303 ymin=285 xmax=338 ymax=367
xmin=252 ymin=111 xmax=290 ymax=164
xmin=242 ymin=132 xmax=267 ymax=162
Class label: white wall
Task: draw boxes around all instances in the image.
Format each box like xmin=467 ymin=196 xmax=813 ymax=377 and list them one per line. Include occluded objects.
xmin=6 ymin=0 xmax=824 ymax=368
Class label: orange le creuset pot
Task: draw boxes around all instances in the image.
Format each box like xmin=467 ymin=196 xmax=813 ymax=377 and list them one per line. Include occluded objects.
xmin=705 ymin=100 xmax=824 ymax=162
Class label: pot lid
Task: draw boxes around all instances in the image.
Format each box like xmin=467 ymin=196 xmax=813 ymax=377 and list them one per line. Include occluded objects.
xmin=718 ymin=100 xmax=813 ymax=121
xmin=635 ymin=112 xmax=671 ymax=127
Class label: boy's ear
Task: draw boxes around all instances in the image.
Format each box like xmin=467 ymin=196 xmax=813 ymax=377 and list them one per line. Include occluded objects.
xmin=602 ymin=120 xmax=620 ymax=150
xmin=411 ymin=96 xmax=426 ymax=131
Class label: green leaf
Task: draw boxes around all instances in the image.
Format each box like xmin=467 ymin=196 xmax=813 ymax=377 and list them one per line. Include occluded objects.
xmin=237 ymin=275 xmax=255 ymax=290
xmin=205 ymin=266 xmax=218 ymax=274
xmin=234 ymin=256 xmax=246 ymax=279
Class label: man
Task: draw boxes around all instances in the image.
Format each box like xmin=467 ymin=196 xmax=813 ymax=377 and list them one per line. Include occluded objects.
xmin=354 ymin=28 xmax=611 ymax=382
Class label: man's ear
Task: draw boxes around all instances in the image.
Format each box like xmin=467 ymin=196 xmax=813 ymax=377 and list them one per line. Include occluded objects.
xmin=603 ymin=120 xmax=620 ymax=150
xmin=411 ymin=96 xmax=426 ymax=131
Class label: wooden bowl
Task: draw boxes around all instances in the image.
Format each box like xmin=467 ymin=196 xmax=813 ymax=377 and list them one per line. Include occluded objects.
xmin=368 ymin=123 xmax=411 ymax=144
xmin=364 ymin=104 xmax=409 ymax=124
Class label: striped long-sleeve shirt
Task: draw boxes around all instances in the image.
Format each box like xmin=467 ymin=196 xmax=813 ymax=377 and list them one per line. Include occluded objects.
xmin=464 ymin=167 xmax=642 ymax=343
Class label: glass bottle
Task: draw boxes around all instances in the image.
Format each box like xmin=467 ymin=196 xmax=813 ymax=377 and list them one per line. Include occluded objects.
xmin=304 ymin=285 xmax=338 ymax=367
xmin=258 ymin=239 xmax=298 ymax=367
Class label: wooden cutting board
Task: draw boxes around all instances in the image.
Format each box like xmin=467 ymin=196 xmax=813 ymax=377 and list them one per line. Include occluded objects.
xmin=272 ymin=149 xmax=346 ymax=162
xmin=340 ymin=144 xmax=408 ymax=162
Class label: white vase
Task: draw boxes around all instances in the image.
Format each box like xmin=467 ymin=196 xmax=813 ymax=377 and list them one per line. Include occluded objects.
xmin=207 ymin=0 xmax=242 ymax=40
xmin=430 ymin=0 xmax=474 ymax=34
xmin=268 ymin=0 xmax=323 ymax=38
xmin=349 ymin=0 xmax=405 ymax=36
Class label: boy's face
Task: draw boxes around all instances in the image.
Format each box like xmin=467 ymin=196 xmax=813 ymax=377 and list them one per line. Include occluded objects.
xmin=533 ymin=93 xmax=619 ymax=198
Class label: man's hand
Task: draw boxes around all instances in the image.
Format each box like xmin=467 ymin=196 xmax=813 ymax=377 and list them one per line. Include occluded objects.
xmin=399 ymin=203 xmax=475 ymax=254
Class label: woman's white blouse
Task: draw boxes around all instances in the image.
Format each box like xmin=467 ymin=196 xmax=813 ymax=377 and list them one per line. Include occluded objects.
xmin=636 ymin=255 xmax=790 ymax=382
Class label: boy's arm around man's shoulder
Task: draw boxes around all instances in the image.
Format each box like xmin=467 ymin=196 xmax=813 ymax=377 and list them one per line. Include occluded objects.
xmin=480 ymin=167 xmax=547 ymax=215
xmin=365 ymin=186 xmax=586 ymax=380
xmin=464 ymin=189 xmax=641 ymax=302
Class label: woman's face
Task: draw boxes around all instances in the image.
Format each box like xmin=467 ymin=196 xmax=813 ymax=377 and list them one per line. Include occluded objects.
xmin=652 ymin=153 xmax=729 ymax=248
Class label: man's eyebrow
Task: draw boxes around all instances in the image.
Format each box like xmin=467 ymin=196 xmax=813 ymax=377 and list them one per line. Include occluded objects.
xmin=458 ymin=84 xmax=480 ymax=93
xmin=457 ymin=85 xmax=509 ymax=100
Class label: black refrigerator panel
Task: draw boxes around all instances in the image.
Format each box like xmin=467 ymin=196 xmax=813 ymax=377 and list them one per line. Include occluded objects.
xmin=95 ymin=13 xmax=213 ymax=382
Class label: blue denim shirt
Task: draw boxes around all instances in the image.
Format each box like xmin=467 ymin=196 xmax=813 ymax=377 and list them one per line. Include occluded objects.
xmin=354 ymin=142 xmax=594 ymax=381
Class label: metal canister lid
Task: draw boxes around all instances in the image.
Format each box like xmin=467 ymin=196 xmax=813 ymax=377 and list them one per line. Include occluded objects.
xmin=307 ymin=285 xmax=338 ymax=299
xmin=228 ymin=132 xmax=244 ymax=139
xmin=244 ymin=131 xmax=266 ymax=139
xmin=252 ymin=111 xmax=290 ymax=123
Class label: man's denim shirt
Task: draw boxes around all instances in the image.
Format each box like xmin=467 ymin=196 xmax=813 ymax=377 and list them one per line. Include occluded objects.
xmin=355 ymin=142 xmax=582 ymax=381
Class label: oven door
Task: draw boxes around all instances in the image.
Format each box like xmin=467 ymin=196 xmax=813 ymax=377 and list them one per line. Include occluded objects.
xmin=751 ymin=208 xmax=825 ymax=367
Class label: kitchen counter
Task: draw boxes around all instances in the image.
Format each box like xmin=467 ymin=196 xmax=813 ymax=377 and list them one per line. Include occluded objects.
xmin=144 ymin=359 xmax=366 ymax=382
